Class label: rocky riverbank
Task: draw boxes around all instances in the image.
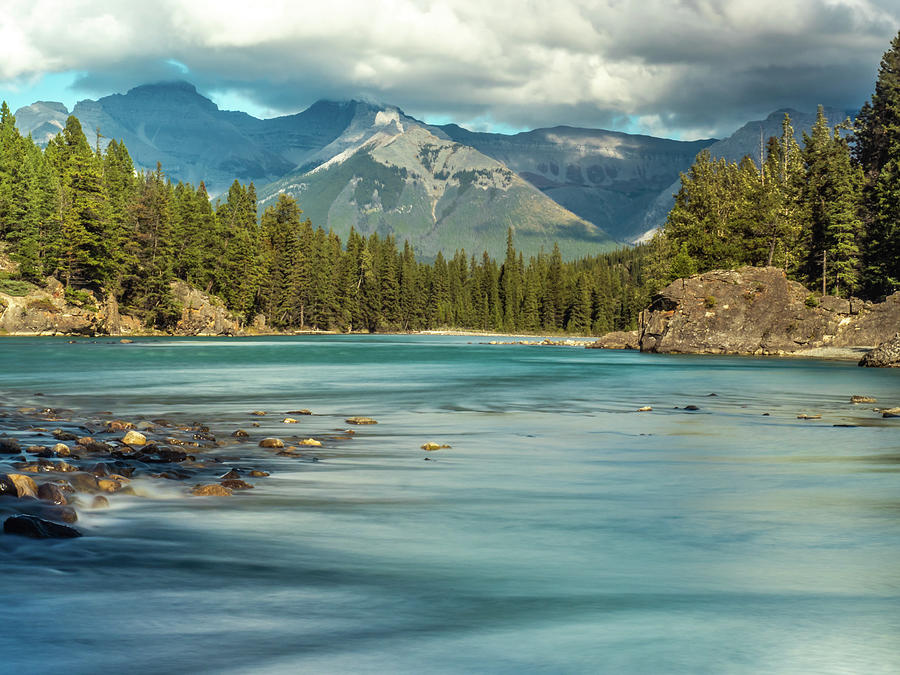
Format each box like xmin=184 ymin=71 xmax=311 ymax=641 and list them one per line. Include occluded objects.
xmin=0 ymin=402 xmax=396 ymax=538
xmin=588 ymin=267 xmax=900 ymax=366
xmin=0 ymin=274 xmax=243 ymax=337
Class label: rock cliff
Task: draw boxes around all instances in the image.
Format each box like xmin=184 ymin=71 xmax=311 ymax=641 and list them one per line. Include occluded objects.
xmin=859 ymin=333 xmax=900 ymax=367
xmin=635 ymin=267 xmax=900 ymax=356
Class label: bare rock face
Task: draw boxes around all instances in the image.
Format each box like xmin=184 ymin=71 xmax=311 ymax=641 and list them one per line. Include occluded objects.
xmin=587 ymin=330 xmax=640 ymax=350
xmin=859 ymin=333 xmax=900 ymax=368
xmin=638 ymin=267 xmax=900 ymax=356
xmin=170 ymin=281 xmax=242 ymax=336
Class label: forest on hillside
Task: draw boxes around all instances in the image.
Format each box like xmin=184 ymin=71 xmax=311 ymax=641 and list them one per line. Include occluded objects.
xmin=0 ymin=31 xmax=898 ymax=335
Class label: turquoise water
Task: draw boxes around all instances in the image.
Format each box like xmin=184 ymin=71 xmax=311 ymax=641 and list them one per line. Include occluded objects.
xmin=1 ymin=336 xmax=899 ymax=674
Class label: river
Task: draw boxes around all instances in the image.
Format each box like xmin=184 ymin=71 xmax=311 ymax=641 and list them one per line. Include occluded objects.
xmin=1 ymin=335 xmax=898 ymax=673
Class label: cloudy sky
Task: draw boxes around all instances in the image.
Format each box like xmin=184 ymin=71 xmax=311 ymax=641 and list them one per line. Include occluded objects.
xmin=1 ymin=0 xmax=898 ymax=139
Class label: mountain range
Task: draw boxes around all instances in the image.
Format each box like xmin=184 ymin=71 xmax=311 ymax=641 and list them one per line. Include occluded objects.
xmin=11 ymin=81 xmax=853 ymax=260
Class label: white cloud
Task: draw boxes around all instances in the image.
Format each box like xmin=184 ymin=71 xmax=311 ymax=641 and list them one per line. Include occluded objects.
xmin=1 ymin=0 xmax=897 ymax=137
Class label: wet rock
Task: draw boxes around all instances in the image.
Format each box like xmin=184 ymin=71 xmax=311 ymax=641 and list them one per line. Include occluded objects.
xmin=850 ymin=395 xmax=877 ymax=404
xmin=191 ymin=484 xmax=232 ymax=496
xmin=4 ymin=515 xmax=82 ymax=539
xmin=282 ymin=418 xmax=299 ymax=424
xmin=0 ymin=437 xmax=22 ymax=453
xmin=249 ymin=470 xmax=269 ymax=477
xmin=345 ymin=417 xmax=378 ymax=425
xmin=90 ymin=495 xmax=110 ymax=509
xmin=421 ymin=442 xmax=451 ymax=451
xmin=299 ymin=438 xmax=322 ymax=447
xmin=220 ymin=479 xmax=253 ymax=490
xmin=251 ymin=422 xmax=261 ymax=428
xmin=6 ymin=473 xmax=38 ymax=498
xmin=251 ymin=410 xmax=267 ymax=416
xmin=97 ymin=478 xmax=125 ymax=493
xmin=881 ymin=407 xmax=900 ymax=418
xmin=45 ymin=506 xmax=78 ymax=523
xmin=259 ymin=438 xmax=285 ymax=449
xmin=105 ymin=420 xmax=135 ymax=432
xmin=636 ymin=406 xmax=652 ymax=412
xmin=797 ymin=414 xmax=822 ymax=420
xmin=77 ymin=437 xmax=112 ymax=453
xmin=286 ymin=409 xmax=313 ymax=415
xmin=68 ymin=472 xmax=100 ymax=493
xmin=219 ymin=468 xmax=242 ymax=480
xmin=28 ymin=445 xmax=51 ymax=456
xmin=37 ymin=483 xmax=67 ymax=505
xmin=135 ymin=421 xmax=155 ymax=432
xmin=52 ymin=443 xmax=71 ymax=456
xmin=52 ymin=429 xmax=79 ymax=441
xmin=683 ymin=405 xmax=700 ymax=411
xmin=119 ymin=338 xmax=133 ymax=344
xmin=121 ymin=430 xmax=147 ymax=446
xmin=87 ymin=463 xmax=110 ymax=477
xmin=231 ymin=429 xmax=249 ymax=438
xmin=0 ymin=475 xmax=18 ymax=498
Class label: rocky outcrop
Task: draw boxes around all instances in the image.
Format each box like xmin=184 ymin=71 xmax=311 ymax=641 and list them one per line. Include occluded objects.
xmin=0 ymin=274 xmax=242 ymax=336
xmin=859 ymin=333 xmax=900 ymax=367
xmin=587 ymin=330 xmax=640 ymax=350
xmin=637 ymin=267 xmax=900 ymax=356
xmin=170 ymin=280 xmax=242 ymax=336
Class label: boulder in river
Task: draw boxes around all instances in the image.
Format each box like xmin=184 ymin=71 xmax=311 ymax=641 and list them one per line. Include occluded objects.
xmin=345 ymin=417 xmax=378 ymax=425
xmin=421 ymin=442 xmax=451 ymax=451
xmin=0 ymin=474 xmax=19 ymax=497
xmin=850 ymin=395 xmax=877 ymax=404
xmin=259 ymin=438 xmax=285 ymax=449
xmin=881 ymin=407 xmax=900 ymax=418
xmin=121 ymin=430 xmax=147 ymax=446
xmin=299 ymin=438 xmax=322 ymax=446
xmin=6 ymin=473 xmax=38 ymax=498
xmin=859 ymin=333 xmax=900 ymax=368
xmin=90 ymin=495 xmax=110 ymax=509
xmin=191 ymin=484 xmax=232 ymax=496
xmin=231 ymin=429 xmax=249 ymax=438
xmin=3 ymin=514 xmax=82 ymax=538
xmin=37 ymin=483 xmax=67 ymax=504
xmin=282 ymin=418 xmax=299 ymax=424
xmin=220 ymin=479 xmax=253 ymax=490
xmin=0 ymin=437 xmax=21 ymax=453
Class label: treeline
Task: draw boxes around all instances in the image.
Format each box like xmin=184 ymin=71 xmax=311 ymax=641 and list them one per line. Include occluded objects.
xmin=0 ymin=109 xmax=649 ymax=334
xmin=655 ymin=30 xmax=900 ymax=299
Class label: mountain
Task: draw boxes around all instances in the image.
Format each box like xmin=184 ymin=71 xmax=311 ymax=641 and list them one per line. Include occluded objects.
xmin=636 ymin=107 xmax=857 ymax=241
xmin=258 ymin=110 xmax=613 ymax=260
xmin=435 ymin=125 xmax=715 ymax=242
xmin=13 ymin=101 xmax=69 ymax=145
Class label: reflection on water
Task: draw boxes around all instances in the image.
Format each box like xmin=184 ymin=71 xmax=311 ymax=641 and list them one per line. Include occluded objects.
xmin=1 ymin=336 xmax=899 ymax=674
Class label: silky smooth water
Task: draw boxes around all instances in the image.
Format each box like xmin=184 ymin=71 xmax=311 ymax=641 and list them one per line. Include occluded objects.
xmin=1 ymin=336 xmax=899 ymax=674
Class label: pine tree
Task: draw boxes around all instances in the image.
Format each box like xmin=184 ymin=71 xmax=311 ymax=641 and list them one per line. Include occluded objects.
xmin=856 ymin=30 xmax=900 ymax=295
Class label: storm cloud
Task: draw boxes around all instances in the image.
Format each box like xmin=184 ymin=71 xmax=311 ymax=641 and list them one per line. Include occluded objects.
xmin=1 ymin=0 xmax=897 ymax=137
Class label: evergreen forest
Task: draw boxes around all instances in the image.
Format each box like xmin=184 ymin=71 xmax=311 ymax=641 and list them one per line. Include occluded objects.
xmin=1 ymin=31 xmax=898 ymax=335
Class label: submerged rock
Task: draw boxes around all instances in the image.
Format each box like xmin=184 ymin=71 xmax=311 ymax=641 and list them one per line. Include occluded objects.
xmin=231 ymin=429 xmax=249 ymax=438
xmin=3 ymin=515 xmax=82 ymax=538
xmin=90 ymin=495 xmax=110 ymax=509
xmin=345 ymin=417 xmax=378 ymax=425
xmin=850 ymin=395 xmax=877 ymax=404
xmin=249 ymin=470 xmax=269 ymax=477
xmin=0 ymin=437 xmax=21 ymax=453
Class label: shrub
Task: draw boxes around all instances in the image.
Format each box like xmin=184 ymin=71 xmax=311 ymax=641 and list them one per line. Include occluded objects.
xmin=26 ymin=297 xmax=58 ymax=313
xmin=704 ymin=295 xmax=717 ymax=308
xmin=805 ymin=294 xmax=819 ymax=308
xmin=0 ymin=278 xmax=35 ymax=296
